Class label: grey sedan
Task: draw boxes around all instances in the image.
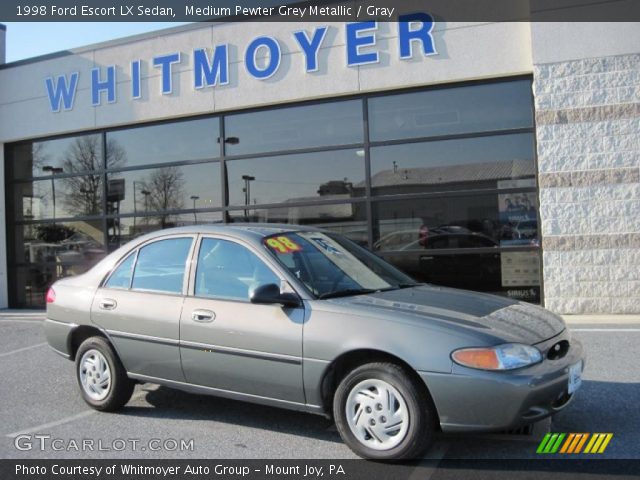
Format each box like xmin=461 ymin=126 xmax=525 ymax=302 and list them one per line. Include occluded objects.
xmin=44 ymin=225 xmax=584 ymax=460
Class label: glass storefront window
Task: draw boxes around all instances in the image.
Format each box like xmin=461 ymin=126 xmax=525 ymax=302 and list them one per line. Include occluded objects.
xmin=5 ymin=79 xmax=540 ymax=307
xmin=12 ymin=220 xmax=106 ymax=266
xmin=370 ymin=134 xmax=535 ymax=196
xmin=379 ymin=249 xmax=541 ymax=302
xmin=226 ymin=149 xmax=365 ymax=207
xmin=372 ymin=193 xmax=539 ymax=252
xmin=228 ymin=203 xmax=368 ymax=246
xmin=224 ymin=100 xmax=363 ymax=156
xmin=369 ymin=79 xmax=534 ymax=142
xmin=10 ymin=220 xmax=107 ymax=308
xmin=107 ymin=212 xmax=223 ymax=250
xmin=7 ymin=134 xmax=103 ymax=180
xmin=11 ymin=174 xmax=103 ymax=221
xmin=106 ymin=118 xmax=219 ymax=168
xmin=106 ymin=162 xmax=221 ymax=215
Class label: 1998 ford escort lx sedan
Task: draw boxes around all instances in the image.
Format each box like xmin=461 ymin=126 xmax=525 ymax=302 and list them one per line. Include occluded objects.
xmin=44 ymin=225 xmax=584 ymax=460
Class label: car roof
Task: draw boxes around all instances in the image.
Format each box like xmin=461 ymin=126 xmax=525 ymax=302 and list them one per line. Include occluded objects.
xmin=137 ymin=223 xmax=324 ymax=242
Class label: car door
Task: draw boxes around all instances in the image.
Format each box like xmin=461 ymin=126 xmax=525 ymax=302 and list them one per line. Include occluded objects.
xmin=179 ymin=235 xmax=305 ymax=403
xmin=91 ymin=235 xmax=195 ymax=381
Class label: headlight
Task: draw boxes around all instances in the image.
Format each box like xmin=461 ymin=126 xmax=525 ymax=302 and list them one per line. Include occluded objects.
xmin=451 ymin=343 xmax=542 ymax=371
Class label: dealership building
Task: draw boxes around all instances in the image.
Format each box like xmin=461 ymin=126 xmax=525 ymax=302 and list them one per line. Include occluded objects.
xmin=0 ymin=19 xmax=638 ymax=313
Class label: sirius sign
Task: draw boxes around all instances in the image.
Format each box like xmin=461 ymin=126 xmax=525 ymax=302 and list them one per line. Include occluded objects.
xmin=44 ymin=13 xmax=437 ymax=113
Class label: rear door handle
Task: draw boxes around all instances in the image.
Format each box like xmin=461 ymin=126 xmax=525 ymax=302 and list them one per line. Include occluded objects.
xmin=99 ymin=298 xmax=117 ymax=310
xmin=192 ymin=309 xmax=216 ymax=322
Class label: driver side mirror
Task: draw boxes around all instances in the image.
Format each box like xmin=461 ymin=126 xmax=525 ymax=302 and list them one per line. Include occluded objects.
xmin=250 ymin=283 xmax=301 ymax=308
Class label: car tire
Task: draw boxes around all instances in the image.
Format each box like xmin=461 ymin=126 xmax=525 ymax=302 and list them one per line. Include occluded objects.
xmin=75 ymin=336 xmax=134 ymax=412
xmin=333 ymin=362 xmax=436 ymax=461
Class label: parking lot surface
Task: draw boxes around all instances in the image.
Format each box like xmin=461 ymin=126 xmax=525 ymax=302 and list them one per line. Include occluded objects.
xmin=1 ymin=315 xmax=639 ymax=459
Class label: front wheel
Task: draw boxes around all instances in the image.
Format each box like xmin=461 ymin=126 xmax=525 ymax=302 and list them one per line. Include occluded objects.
xmin=75 ymin=336 xmax=134 ymax=411
xmin=333 ymin=362 xmax=436 ymax=460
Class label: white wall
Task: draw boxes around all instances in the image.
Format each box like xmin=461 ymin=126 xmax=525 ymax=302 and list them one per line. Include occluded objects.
xmin=531 ymin=22 xmax=640 ymax=64
xmin=0 ymin=21 xmax=533 ymax=143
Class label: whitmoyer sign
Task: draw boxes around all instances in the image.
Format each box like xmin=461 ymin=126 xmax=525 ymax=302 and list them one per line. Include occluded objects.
xmin=44 ymin=14 xmax=437 ymax=112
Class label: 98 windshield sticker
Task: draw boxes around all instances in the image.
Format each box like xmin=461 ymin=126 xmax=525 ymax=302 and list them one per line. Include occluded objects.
xmin=265 ymin=236 xmax=302 ymax=254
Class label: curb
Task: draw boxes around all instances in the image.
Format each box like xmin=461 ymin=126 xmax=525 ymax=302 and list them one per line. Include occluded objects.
xmin=562 ymin=314 xmax=640 ymax=324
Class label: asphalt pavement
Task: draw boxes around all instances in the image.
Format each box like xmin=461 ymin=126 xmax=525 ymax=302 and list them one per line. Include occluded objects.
xmin=1 ymin=314 xmax=638 ymax=460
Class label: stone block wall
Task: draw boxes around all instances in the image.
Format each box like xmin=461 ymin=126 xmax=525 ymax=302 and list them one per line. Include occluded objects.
xmin=534 ymin=53 xmax=640 ymax=314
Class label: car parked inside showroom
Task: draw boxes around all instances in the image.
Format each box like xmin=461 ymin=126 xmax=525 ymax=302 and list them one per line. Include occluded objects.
xmin=44 ymin=225 xmax=584 ymax=460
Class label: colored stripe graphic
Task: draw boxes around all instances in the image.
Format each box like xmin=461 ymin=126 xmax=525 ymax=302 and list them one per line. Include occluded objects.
xmin=550 ymin=433 xmax=566 ymax=453
xmin=537 ymin=433 xmax=565 ymax=453
xmin=567 ymin=433 xmax=584 ymax=453
xmin=583 ymin=434 xmax=599 ymax=453
xmin=537 ymin=433 xmax=613 ymax=454
xmin=585 ymin=433 xmax=614 ymax=453
xmin=597 ymin=434 xmax=613 ymax=453
xmin=537 ymin=433 xmax=552 ymax=454
xmin=574 ymin=433 xmax=589 ymax=453
xmin=560 ymin=433 xmax=576 ymax=453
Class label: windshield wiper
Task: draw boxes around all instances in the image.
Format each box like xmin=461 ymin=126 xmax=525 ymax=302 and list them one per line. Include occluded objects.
xmin=318 ymin=288 xmax=378 ymax=300
xmin=377 ymin=283 xmax=424 ymax=292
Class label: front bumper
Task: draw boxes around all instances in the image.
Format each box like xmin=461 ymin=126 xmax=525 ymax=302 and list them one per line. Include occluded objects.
xmin=419 ymin=332 xmax=584 ymax=432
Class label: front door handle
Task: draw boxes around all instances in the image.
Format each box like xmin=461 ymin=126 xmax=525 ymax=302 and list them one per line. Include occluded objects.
xmin=192 ymin=309 xmax=216 ymax=322
xmin=99 ymin=298 xmax=117 ymax=310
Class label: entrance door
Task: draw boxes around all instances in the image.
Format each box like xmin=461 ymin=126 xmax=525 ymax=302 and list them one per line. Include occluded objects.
xmin=180 ymin=236 xmax=305 ymax=403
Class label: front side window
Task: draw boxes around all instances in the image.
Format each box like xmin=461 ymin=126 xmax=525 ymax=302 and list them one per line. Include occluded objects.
xmin=131 ymin=238 xmax=193 ymax=294
xmin=195 ymin=238 xmax=280 ymax=301
xmin=263 ymin=232 xmax=416 ymax=299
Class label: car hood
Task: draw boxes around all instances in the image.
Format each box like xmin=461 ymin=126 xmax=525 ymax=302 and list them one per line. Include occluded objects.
xmin=328 ymin=285 xmax=565 ymax=344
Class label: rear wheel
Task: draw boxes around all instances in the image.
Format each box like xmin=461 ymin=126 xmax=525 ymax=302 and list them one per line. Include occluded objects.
xmin=75 ymin=336 xmax=134 ymax=411
xmin=333 ymin=362 xmax=436 ymax=460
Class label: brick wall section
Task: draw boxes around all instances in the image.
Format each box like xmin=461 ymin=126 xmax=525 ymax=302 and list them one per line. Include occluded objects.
xmin=534 ymin=53 xmax=640 ymax=314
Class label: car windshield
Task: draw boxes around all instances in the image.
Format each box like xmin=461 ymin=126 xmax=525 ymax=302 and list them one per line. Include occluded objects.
xmin=262 ymin=231 xmax=419 ymax=299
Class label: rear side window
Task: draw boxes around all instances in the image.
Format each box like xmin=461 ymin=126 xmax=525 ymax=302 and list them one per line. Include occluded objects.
xmin=105 ymin=252 xmax=136 ymax=289
xmin=131 ymin=238 xmax=193 ymax=294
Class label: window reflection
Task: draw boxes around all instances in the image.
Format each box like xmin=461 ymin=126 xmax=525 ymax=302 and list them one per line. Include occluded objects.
xmin=107 ymin=212 xmax=223 ymax=250
xmin=106 ymin=163 xmax=221 ymax=217
xmin=7 ymin=134 xmax=104 ymax=180
xmin=11 ymin=220 xmax=107 ymax=308
xmin=106 ymin=118 xmax=219 ymax=168
xmin=224 ymin=100 xmax=363 ymax=156
xmin=228 ymin=204 xmax=368 ymax=246
xmin=12 ymin=174 xmax=103 ymax=221
xmin=14 ymin=221 xmax=106 ymax=266
xmin=372 ymin=194 xmax=539 ymax=252
xmin=370 ymin=134 xmax=535 ymax=196
xmin=226 ymin=150 xmax=365 ymax=206
xmin=369 ymin=80 xmax=533 ymax=141
xmin=380 ymin=249 xmax=541 ymax=302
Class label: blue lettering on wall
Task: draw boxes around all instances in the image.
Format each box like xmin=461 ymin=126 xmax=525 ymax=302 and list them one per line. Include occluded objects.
xmin=153 ymin=52 xmax=181 ymax=94
xmin=194 ymin=45 xmax=229 ymax=88
xmin=293 ymin=26 xmax=328 ymax=72
xmin=398 ymin=13 xmax=437 ymax=59
xmin=245 ymin=36 xmax=281 ymax=79
xmin=91 ymin=66 xmax=116 ymax=106
xmin=45 ymin=73 xmax=79 ymax=112
xmin=131 ymin=60 xmax=142 ymax=99
xmin=46 ymin=14 xmax=440 ymax=113
xmin=346 ymin=21 xmax=379 ymax=66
